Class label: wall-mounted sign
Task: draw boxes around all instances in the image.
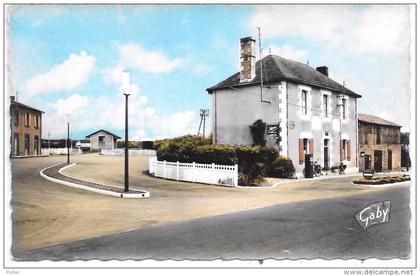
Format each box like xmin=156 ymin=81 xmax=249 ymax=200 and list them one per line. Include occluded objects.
xmin=286 ymin=121 xmax=295 ymax=129
xmin=267 ymin=124 xmax=279 ymax=135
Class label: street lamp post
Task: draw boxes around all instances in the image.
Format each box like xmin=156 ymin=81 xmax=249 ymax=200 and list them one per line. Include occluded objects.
xmin=122 ymin=71 xmax=131 ymax=192
xmin=65 ymin=115 xmax=70 ymax=164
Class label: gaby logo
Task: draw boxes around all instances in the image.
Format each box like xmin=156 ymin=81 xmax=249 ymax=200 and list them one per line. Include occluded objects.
xmin=355 ymin=201 xmax=391 ymax=230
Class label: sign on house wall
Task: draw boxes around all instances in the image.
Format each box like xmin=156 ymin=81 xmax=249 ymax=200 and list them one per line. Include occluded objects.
xmin=267 ymin=124 xmax=279 ymax=135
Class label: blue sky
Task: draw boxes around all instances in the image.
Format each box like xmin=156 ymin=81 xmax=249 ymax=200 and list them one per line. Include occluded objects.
xmin=7 ymin=4 xmax=413 ymax=140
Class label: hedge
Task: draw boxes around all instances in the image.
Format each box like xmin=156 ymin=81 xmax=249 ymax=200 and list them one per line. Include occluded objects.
xmin=154 ymin=135 xmax=295 ymax=182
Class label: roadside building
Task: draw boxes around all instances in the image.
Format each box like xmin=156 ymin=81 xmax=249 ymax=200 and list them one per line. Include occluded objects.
xmin=207 ymin=36 xmax=362 ymax=175
xmin=85 ymin=129 xmax=121 ymax=151
xmin=358 ymin=114 xmax=401 ymax=172
xmin=10 ymin=96 xmax=44 ymax=156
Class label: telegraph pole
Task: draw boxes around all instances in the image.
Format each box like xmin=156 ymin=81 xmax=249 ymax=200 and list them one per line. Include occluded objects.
xmin=197 ymin=109 xmax=209 ymax=137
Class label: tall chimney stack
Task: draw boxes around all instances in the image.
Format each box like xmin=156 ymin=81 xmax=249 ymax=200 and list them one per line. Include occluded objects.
xmin=316 ymin=66 xmax=329 ymax=77
xmin=239 ymin=36 xmax=256 ymax=82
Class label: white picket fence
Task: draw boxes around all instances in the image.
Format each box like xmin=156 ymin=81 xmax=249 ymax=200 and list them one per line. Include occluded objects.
xmin=101 ymin=149 xmax=156 ymax=156
xmin=41 ymin=148 xmax=82 ymax=155
xmin=149 ymin=157 xmax=238 ymax=187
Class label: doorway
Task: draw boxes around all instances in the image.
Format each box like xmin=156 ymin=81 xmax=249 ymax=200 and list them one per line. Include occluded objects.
xmin=323 ymin=139 xmax=330 ymax=169
xmin=98 ymin=136 xmax=105 ymax=149
xmin=13 ymin=134 xmax=19 ymax=156
xmin=24 ymin=134 xmax=30 ymax=155
xmin=374 ymin=150 xmax=383 ymax=172
xmin=388 ymin=149 xmax=392 ymax=171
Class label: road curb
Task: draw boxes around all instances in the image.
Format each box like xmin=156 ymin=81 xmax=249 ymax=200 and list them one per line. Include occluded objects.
xmin=40 ymin=163 xmax=150 ymax=198
xmin=238 ymin=173 xmax=362 ymax=189
xmin=351 ymin=180 xmax=411 ymax=187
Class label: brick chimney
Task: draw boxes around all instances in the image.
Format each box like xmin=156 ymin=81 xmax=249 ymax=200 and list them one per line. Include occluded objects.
xmin=316 ymin=66 xmax=329 ymax=77
xmin=239 ymin=36 xmax=256 ymax=82
xmin=10 ymin=96 xmax=15 ymax=102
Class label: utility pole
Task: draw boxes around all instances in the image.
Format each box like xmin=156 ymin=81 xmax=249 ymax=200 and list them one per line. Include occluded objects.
xmin=258 ymin=27 xmax=270 ymax=104
xmin=197 ymin=109 xmax=209 ymax=137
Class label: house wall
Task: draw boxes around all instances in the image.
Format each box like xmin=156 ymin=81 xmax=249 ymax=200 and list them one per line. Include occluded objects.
xmin=89 ymin=131 xmax=116 ymax=150
xmin=10 ymin=105 xmax=42 ymax=156
xmin=358 ymin=122 xmax=401 ymax=171
xmin=211 ymin=82 xmax=359 ymax=176
xmin=212 ymin=85 xmax=280 ymax=148
xmin=286 ymin=82 xmax=358 ymax=175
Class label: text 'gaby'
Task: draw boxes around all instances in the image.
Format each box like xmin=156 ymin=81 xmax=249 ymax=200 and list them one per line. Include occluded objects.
xmin=355 ymin=201 xmax=391 ymax=230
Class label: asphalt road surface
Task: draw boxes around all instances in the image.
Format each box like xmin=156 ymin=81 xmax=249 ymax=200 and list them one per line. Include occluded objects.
xmin=14 ymin=185 xmax=411 ymax=261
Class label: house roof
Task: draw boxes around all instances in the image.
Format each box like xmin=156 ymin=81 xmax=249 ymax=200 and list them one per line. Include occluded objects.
xmin=358 ymin=113 xmax=401 ymax=127
xmin=85 ymin=129 xmax=122 ymax=139
xmin=11 ymin=100 xmax=44 ymax=113
xmin=207 ymin=54 xmax=362 ymax=98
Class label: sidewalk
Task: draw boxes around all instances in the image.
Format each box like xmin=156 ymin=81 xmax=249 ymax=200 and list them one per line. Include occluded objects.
xmin=260 ymin=171 xmax=410 ymax=189
xmin=40 ymin=162 xmax=150 ymax=198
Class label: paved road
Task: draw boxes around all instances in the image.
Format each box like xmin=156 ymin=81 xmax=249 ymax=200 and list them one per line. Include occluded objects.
xmin=14 ymin=185 xmax=411 ymax=261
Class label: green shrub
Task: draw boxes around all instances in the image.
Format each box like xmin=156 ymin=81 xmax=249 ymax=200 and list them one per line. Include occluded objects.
xmin=154 ymin=134 xmax=296 ymax=184
xmin=249 ymin=119 xmax=267 ymax=146
xmin=269 ymin=157 xmax=295 ymax=178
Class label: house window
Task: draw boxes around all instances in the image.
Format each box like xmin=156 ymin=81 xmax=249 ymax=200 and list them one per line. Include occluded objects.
xmin=35 ymin=115 xmax=39 ymax=128
xmin=376 ymin=126 xmax=381 ymax=144
xmin=14 ymin=110 xmax=19 ymax=126
xmin=341 ymin=139 xmax=352 ymax=161
xmin=25 ymin=113 xmax=30 ymax=127
xmin=342 ymin=98 xmax=347 ymax=119
xmin=302 ymin=90 xmax=308 ymax=115
xmin=323 ymin=94 xmax=329 ymax=117
xmin=303 ymin=138 xmax=310 ymax=154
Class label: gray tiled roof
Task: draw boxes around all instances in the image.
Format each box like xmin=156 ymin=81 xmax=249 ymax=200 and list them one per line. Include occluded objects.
xmin=358 ymin=114 xmax=401 ymax=127
xmin=85 ymin=129 xmax=122 ymax=139
xmin=207 ymin=54 xmax=362 ymax=98
xmin=11 ymin=101 xmax=44 ymax=113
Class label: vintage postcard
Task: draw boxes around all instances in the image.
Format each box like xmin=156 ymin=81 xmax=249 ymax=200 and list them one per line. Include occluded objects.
xmin=2 ymin=2 xmax=416 ymax=274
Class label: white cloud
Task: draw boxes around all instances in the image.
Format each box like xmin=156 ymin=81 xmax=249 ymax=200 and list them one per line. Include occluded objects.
xmin=249 ymin=5 xmax=411 ymax=57
xmin=118 ymin=43 xmax=183 ymax=74
xmin=25 ymin=51 xmax=96 ymax=95
xmin=54 ymin=94 xmax=89 ymax=116
xmin=150 ymin=111 xmax=197 ymax=139
xmin=345 ymin=6 xmax=410 ymax=56
xmin=192 ymin=64 xmax=215 ymax=76
xmin=263 ymin=45 xmax=307 ymax=62
xmin=43 ymin=91 xmax=196 ymax=140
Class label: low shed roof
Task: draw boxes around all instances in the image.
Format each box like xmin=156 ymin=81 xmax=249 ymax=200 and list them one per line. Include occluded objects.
xmin=85 ymin=129 xmax=122 ymax=139
xmin=358 ymin=114 xmax=401 ymax=127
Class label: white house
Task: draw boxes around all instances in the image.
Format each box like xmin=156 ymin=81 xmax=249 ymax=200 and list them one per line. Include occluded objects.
xmin=207 ymin=36 xmax=362 ymax=175
xmin=85 ymin=129 xmax=121 ymax=151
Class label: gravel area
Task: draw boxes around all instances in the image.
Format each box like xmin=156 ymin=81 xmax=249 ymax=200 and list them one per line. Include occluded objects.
xmin=43 ymin=163 xmax=144 ymax=194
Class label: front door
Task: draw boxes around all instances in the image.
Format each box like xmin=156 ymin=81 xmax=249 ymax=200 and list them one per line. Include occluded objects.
xmin=24 ymin=135 xmax=30 ymax=155
xmin=323 ymin=139 xmax=329 ymax=169
xmin=98 ymin=136 xmax=105 ymax=149
xmin=374 ymin=150 xmax=383 ymax=172
xmin=364 ymin=154 xmax=371 ymax=170
xmin=388 ymin=150 xmax=392 ymax=171
xmin=13 ymin=134 xmax=19 ymax=156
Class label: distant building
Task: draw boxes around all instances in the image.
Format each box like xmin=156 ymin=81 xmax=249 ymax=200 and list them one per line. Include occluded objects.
xmin=10 ymin=96 xmax=44 ymax=156
xmin=358 ymin=114 xmax=401 ymax=172
xmin=85 ymin=129 xmax=121 ymax=151
xmin=207 ymin=36 xmax=362 ymax=175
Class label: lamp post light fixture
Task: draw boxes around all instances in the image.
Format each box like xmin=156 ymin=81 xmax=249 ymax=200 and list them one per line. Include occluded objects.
xmin=65 ymin=114 xmax=70 ymax=164
xmin=122 ymin=71 xmax=131 ymax=193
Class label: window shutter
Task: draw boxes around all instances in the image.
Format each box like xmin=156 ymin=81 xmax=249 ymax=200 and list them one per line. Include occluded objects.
xmin=340 ymin=140 xmax=344 ymax=161
xmin=347 ymin=140 xmax=351 ymax=161
xmin=299 ymin=139 xmax=304 ymax=164
xmin=309 ymin=138 xmax=314 ymax=155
